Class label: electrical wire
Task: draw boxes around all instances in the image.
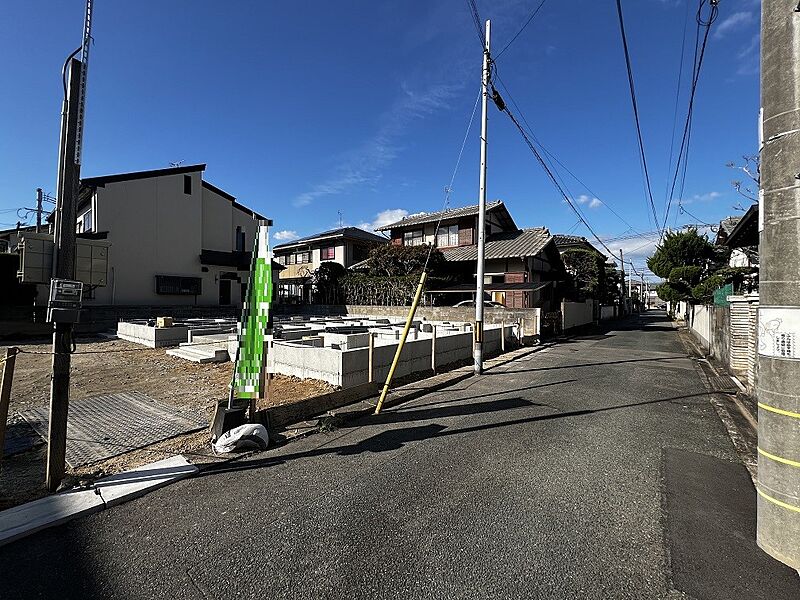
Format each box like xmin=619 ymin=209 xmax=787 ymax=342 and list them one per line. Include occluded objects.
xmin=465 ymin=0 xmax=486 ymax=48
xmin=615 ymin=0 xmax=661 ymax=234
xmin=423 ymin=87 xmax=482 ymax=273
xmin=663 ymin=0 xmax=691 ymax=207
xmin=661 ymin=0 xmax=719 ymax=238
xmin=494 ymin=0 xmax=548 ymax=59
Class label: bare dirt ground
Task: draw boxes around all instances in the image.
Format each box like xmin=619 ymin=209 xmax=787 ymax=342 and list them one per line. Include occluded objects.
xmin=0 ymin=336 xmax=332 ymax=510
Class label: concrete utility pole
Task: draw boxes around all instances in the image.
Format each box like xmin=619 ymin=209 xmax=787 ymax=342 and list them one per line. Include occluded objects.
xmin=35 ymin=188 xmax=43 ymax=233
xmin=474 ymin=19 xmax=490 ymax=376
xmin=755 ymin=0 xmax=800 ymax=570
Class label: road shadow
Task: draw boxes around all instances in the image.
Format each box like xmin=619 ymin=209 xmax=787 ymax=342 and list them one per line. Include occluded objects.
xmin=197 ymin=391 xmax=713 ymax=478
xmin=484 ymin=355 xmax=686 ymax=375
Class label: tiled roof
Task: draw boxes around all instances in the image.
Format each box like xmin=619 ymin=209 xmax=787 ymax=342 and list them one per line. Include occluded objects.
xmin=441 ymin=228 xmax=551 ymax=262
xmin=376 ymin=200 xmax=507 ymax=231
xmin=273 ymin=227 xmax=388 ymax=250
xmin=719 ymin=216 xmax=742 ymax=235
xmin=552 ymin=234 xmax=587 ymax=246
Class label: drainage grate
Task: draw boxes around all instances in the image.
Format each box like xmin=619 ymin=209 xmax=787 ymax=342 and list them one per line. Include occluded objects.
xmin=709 ymin=375 xmax=738 ymax=393
xmin=20 ymin=391 xmax=208 ymax=468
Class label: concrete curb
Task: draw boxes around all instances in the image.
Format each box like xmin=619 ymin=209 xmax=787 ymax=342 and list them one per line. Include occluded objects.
xmin=0 ymin=455 xmax=197 ymax=548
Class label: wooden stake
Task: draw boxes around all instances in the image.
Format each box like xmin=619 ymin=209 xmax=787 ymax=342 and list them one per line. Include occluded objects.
xmin=0 ymin=347 xmax=18 ymax=464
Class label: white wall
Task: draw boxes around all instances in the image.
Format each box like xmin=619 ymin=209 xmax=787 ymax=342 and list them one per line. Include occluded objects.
xmin=562 ymin=300 xmax=594 ymax=330
xmin=689 ymin=304 xmax=712 ymax=349
xmin=88 ymin=171 xmax=260 ymax=306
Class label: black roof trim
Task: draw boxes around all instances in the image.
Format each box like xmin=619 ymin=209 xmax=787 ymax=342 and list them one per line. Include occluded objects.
xmin=81 ymin=164 xmax=206 ymax=187
xmin=202 ymin=180 xmax=236 ymax=202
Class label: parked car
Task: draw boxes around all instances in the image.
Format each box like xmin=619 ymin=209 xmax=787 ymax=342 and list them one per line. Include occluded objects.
xmin=452 ymin=300 xmax=507 ymax=308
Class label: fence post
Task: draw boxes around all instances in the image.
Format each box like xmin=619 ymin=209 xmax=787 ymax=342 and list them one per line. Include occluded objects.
xmin=0 ymin=347 xmax=19 ymax=463
xmin=501 ymin=321 xmax=505 ymax=352
xmin=519 ymin=317 xmax=525 ymax=345
xmin=431 ymin=325 xmax=437 ymax=374
xmin=368 ymin=332 xmax=375 ymax=384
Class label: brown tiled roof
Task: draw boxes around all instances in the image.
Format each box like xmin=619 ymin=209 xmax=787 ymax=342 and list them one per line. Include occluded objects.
xmin=441 ymin=228 xmax=551 ymax=262
xmin=376 ymin=200 xmax=512 ymax=231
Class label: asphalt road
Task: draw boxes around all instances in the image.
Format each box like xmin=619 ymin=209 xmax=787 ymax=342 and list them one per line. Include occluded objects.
xmin=1 ymin=311 xmax=798 ymax=599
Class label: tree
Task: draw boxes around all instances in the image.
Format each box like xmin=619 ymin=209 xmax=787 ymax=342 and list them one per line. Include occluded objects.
xmin=312 ymin=262 xmax=346 ymax=304
xmin=601 ymin=262 xmax=622 ymax=305
xmin=366 ymin=244 xmax=446 ymax=277
xmin=646 ymin=228 xmax=716 ymax=279
xmin=561 ymin=248 xmax=605 ymax=300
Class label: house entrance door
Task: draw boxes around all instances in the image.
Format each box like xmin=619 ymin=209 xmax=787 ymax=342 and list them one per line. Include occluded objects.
xmin=219 ymin=279 xmax=231 ymax=305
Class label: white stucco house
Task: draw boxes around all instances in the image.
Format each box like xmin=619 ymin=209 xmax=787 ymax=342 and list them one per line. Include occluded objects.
xmin=74 ymin=163 xmax=267 ymax=306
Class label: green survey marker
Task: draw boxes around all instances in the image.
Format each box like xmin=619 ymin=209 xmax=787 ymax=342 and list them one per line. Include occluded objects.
xmin=233 ymin=221 xmax=273 ymax=400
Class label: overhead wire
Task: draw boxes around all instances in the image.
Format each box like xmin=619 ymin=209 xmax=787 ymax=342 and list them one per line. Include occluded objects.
xmin=494 ymin=0 xmax=548 ymax=59
xmin=661 ymin=0 xmax=719 ymax=238
xmin=615 ymin=0 xmax=661 ymax=233
xmin=492 ymin=69 xmax=644 ymax=237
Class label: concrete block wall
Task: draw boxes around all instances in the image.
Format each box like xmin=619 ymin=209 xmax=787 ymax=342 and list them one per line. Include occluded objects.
xmin=271 ymin=304 xmax=541 ymax=338
xmin=562 ymin=300 xmax=595 ymax=330
xmin=268 ymin=323 xmax=511 ymax=388
xmin=117 ymin=322 xmax=189 ymax=348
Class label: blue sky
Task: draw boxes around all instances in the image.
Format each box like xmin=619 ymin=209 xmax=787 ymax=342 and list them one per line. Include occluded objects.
xmin=0 ymin=0 xmax=761 ymax=276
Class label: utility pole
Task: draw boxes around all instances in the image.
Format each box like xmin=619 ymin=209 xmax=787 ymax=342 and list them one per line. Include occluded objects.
xmin=46 ymin=0 xmax=93 ymax=492
xmin=474 ymin=19 xmax=490 ymax=376
xmin=35 ymin=188 xmax=43 ymax=233
xmin=756 ymin=0 xmax=800 ymax=570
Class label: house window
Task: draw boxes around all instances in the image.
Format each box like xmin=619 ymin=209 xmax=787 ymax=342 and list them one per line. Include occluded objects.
xmin=155 ymin=275 xmax=202 ymax=295
xmin=288 ymin=254 xmax=296 ymax=265
xmin=403 ymin=229 xmax=423 ymax=246
xmin=235 ymin=226 xmax=245 ymax=252
xmin=296 ymin=251 xmax=310 ymax=264
xmin=321 ymin=246 xmax=336 ymax=260
xmin=436 ymin=224 xmax=459 ymax=248
xmin=183 ymin=175 xmax=192 ymax=195
xmin=275 ymin=255 xmax=285 ymax=265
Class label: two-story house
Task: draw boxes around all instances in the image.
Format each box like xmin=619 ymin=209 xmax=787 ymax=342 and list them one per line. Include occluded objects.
xmin=274 ymin=227 xmax=387 ymax=303
xmin=376 ymin=200 xmax=566 ymax=310
xmin=70 ymin=163 xmax=268 ymax=306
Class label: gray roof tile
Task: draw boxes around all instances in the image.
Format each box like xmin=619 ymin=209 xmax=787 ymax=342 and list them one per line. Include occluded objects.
xmin=441 ymin=228 xmax=551 ymax=261
xmin=376 ymin=200 xmax=506 ymax=231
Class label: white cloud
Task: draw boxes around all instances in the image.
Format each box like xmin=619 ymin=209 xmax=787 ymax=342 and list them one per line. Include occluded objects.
xmin=714 ymin=11 xmax=753 ymax=39
xmin=293 ymin=82 xmax=460 ymax=207
xmin=274 ymin=230 xmax=299 ymax=241
xmin=576 ymin=194 xmax=602 ymax=209
xmin=681 ymin=191 xmax=721 ymax=205
xmin=357 ymin=208 xmax=410 ymax=232
xmin=736 ymin=33 xmax=760 ymax=76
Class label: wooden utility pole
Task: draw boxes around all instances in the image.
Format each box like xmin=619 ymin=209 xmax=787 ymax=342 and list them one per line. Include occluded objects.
xmin=46 ymin=57 xmax=82 ymax=492
xmin=755 ymin=0 xmax=800 ymax=570
xmin=474 ymin=19 xmax=491 ymax=376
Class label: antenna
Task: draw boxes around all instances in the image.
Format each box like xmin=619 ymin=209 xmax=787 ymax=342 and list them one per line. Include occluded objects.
xmin=169 ymin=160 xmax=184 ymax=168
xmin=337 ymin=210 xmax=343 ymax=228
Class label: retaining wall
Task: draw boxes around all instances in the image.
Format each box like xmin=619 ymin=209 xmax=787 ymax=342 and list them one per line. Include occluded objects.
xmin=272 ymin=304 xmax=541 ymax=339
xmin=270 ymin=324 xmax=512 ymax=388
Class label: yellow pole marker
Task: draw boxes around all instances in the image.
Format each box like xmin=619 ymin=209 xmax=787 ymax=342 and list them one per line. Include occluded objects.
xmin=374 ymin=271 xmax=427 ymax=414
xmin=757 ymin=488 xmax=800 ymax=514
xmin=758 ymin=447 xmax=800 ymax=469
xmin=758 ymin=402 xmax=800 ymax=420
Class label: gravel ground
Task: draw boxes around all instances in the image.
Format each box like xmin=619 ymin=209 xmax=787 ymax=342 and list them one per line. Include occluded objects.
xmin=0 ymin=336 xmax=332 ymax=510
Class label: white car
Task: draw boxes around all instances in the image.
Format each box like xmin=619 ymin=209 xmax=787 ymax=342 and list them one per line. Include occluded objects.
xmin=452 ymin=300 xmax=507 ymax=308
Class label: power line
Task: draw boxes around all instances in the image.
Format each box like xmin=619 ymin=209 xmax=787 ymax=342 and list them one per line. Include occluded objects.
xmin=661 ymin=0 xmax=719 ymax=238
xmin=663 ymin=0 xmax=692 ymax=208
xmin=615 ymin=0 xmax=661 ymax=233
xmin=494 ymin=0 xmax=548 ymax=59
xmin=492 ymin=69 xmax=645 ymax=238
xmin=465 ymin=0 xmax=486 ymax=47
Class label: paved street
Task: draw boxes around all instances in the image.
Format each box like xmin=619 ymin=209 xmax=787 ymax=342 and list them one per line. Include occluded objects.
xmin=1 ymin=311 xmax=797 ymax=599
